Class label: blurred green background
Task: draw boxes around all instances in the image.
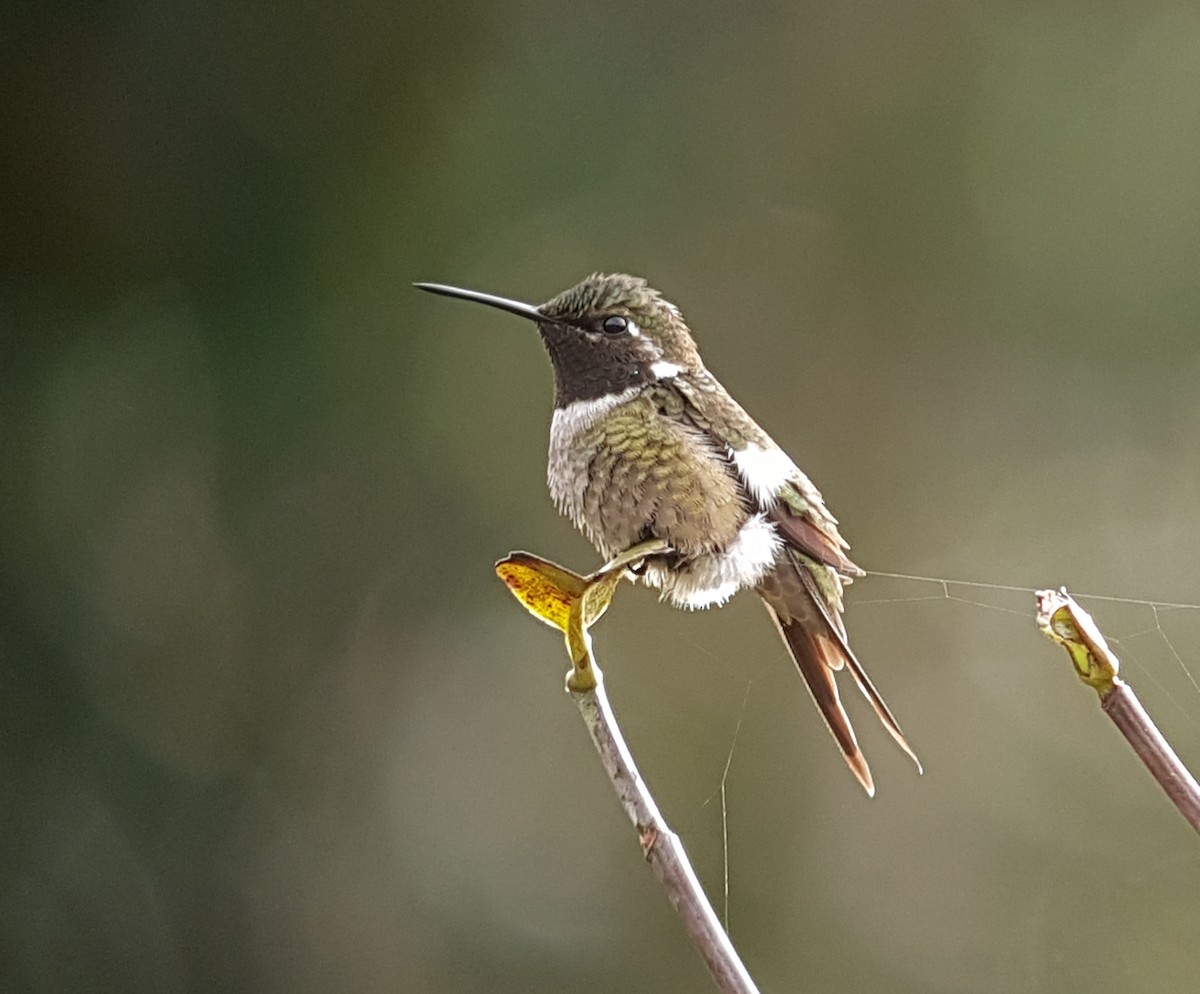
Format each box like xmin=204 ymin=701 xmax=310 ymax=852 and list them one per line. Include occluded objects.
xmin=5 ymin=1 xmax=1200 ymax=991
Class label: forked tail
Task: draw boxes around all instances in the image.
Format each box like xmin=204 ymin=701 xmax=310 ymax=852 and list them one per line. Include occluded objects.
xmin=757 ymin=553 xmax=921 ymax=795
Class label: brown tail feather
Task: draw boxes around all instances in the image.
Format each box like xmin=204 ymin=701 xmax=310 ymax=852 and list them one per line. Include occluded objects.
xmin=792 ymin=561 xmax=923 ymax=774
xmin=758 ymin=556 xmax=921 ymax=795
xmin=766 ymin=604 xmax=876 ymax=794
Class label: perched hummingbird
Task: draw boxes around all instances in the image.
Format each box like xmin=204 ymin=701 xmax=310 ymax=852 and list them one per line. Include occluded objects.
xmin=416 ymin=274 xmax=920 ymax=794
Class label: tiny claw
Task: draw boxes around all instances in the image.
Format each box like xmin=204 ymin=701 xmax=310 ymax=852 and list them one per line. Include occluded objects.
xmin=638 ymin=824 xmax=659 ymax=859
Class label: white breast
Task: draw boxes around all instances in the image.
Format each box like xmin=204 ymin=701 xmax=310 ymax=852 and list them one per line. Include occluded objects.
xmin=547 ymin=387 xmax=642 ymax=519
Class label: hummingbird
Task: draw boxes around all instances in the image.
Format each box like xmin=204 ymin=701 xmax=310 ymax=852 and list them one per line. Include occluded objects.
xmin=416 ymin=273 xmax=920 ymax=794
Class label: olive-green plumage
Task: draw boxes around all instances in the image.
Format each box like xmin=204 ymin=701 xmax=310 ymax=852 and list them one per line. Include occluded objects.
xmin=571 ymin=391 xmax=745 ymax=559
xmin=416 ymin=273 xmax=920 ymax=794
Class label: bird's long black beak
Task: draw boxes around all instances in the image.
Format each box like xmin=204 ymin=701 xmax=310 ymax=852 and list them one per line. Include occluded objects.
xmin=414 ymin=282 xmax=550 ymax=324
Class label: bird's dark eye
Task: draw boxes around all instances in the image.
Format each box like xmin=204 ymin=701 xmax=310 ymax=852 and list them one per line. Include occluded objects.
xmin=601 ymin=315 xmax=629 ymax=335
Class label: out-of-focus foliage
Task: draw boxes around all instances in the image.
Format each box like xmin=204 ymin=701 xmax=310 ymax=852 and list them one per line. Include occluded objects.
xmin=4 ymin=2 xmax=1200 ymax=992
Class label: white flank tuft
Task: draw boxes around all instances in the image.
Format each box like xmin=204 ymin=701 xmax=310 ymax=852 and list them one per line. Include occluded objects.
xmin=648 ymin=513 xmax=782 ymax=609
xmin=731 ymin=443 xmax=797 ymax=507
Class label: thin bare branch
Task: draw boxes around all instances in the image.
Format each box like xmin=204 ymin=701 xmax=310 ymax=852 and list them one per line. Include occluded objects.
xmin=1036 ymin=587 xmax=1200 ymax=833
xmin=497 ymin=546 xmax=762 ymax=994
